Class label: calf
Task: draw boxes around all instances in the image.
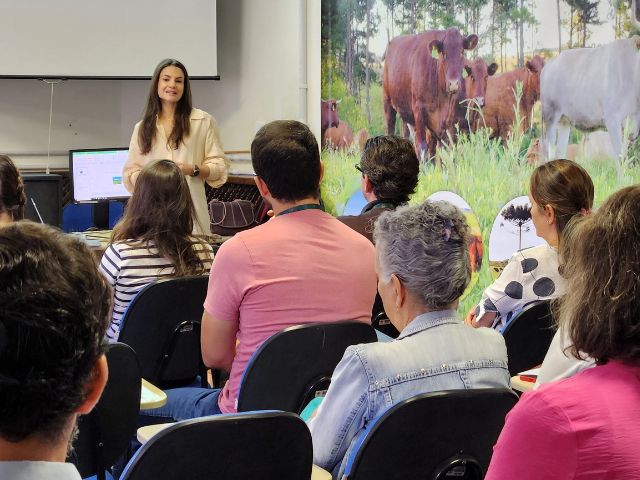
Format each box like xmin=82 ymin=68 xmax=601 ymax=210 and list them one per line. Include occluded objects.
xmin=321 ymin=99 xmax=340 ymax=140
xmin=324 ymin=121 xmax=353 ymax=150
xmin=482 ymin=55 xmax=545 ymax=144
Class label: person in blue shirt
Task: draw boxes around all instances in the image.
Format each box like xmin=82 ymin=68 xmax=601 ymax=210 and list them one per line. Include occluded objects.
xmin=309 ymin=199 xmax=510 ymax=478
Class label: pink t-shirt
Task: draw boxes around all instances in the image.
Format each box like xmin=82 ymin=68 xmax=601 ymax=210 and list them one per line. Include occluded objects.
xmin=204 ymin=209 xmax=377 ymax=413
xmin=486 ymin=361 xmax=640 ymax=480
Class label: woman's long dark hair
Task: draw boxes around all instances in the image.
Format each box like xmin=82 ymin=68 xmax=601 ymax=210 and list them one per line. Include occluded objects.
xmin=111 ymin=160 xmax=210 ymax=275
xmin=0 ymin=155 xmax=26 ymax=221
xmin=138 ymin=59 xmax=193 ymax=155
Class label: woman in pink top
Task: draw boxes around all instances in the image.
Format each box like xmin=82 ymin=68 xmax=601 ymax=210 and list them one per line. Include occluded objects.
xmin=486 ymin=185 xmax=640 ymax=480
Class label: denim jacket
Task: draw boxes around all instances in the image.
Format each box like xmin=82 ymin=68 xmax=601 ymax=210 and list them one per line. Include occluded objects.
xmin=308 ymin=310 xmax=510 ymax=478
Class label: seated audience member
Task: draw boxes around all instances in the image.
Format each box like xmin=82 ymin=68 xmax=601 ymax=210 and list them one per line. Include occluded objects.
xmin=466 ymin=159 xmax=593 ymax=330
xmin=0 ymin=222 xmax=110 ymax=479
xmin=309 ymin=200 xmax=510 ymax=478
xmin=0 ymin=154 xmax=26 ymax=225
xmin=338 ymin=135 xmax=419 ymax=243
xmin=534 ymin=326 xmax=595 ymax=387
xmin=486 ymin=185 xmax=640 ymax=480
xmin=99 ymin=159 xmax=213 ymax=340
xmin=145 ymin=120 xmax=377 ymax=420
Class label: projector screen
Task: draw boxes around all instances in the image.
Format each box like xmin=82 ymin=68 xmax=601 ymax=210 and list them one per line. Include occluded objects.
xmin=0 ymin=0 xmax=218 ymax=79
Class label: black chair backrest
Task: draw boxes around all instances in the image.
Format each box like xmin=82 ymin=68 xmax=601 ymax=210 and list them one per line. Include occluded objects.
xmin=69 ymin=342 xmax=141 ymax=480
xmin=371 ymin=311 xmax=399 ymax=339
xmin=237 ymin=321 xmax=377 ymax=414
xmin=120 ymin=411 xmax=312 ymax=480
xmin=343 ymin=388 xmax=518 ymax=480
xmin=117 ymin=275 xmax=208 ymax=388
xmin=502 ymin=300 xmax=555 ymax=376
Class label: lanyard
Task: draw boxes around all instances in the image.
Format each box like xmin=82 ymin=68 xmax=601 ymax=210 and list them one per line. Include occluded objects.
xmin=277 ymin=203 xmax=323 ymax=217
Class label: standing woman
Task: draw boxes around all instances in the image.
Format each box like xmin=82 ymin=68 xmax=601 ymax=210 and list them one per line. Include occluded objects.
xmin=124 ymin=59 xmax=229 ymax=235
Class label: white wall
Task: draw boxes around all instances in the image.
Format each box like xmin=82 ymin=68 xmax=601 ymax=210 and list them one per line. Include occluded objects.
xmin=0 ymin=0 xmax=320 ymax=170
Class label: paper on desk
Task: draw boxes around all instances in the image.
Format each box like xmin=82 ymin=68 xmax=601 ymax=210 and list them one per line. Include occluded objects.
xmin=518 ymin=367 xmax=541 ymax=376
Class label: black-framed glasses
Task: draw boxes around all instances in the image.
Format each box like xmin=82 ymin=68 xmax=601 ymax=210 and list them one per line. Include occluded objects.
xmin=354 ymin=164 xmax=364 ymax=174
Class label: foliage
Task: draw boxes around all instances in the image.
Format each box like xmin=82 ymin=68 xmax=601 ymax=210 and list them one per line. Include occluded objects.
xmin=321 ymin=123 xmax=640 ymax=317
xmin=320 ymin=0 xmax=640 ymax=317
xmin=501 ymin=204 xmax=532 ymax=250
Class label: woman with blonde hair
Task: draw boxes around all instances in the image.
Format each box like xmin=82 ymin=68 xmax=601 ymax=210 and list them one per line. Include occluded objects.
xmin=486 ymin=185 xmax=640 ymax=479
xmin=99 ymin=159 xmax=213 ymax=340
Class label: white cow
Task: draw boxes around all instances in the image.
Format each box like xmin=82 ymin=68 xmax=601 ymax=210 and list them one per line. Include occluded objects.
xmin=541 ymin=36 xmax=640 ymax=160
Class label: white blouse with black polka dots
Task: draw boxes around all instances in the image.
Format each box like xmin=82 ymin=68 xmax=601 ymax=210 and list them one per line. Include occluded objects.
xmin=477 ymin=244 xmax=564 ymax=331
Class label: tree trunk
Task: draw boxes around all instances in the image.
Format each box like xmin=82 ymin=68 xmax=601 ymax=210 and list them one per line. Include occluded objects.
xmin=515 ymin=22 xmax=520 ymax=67
xmin=518 ymin=225 xmax=522 ymax=250
xmin=345 ymin=3 xmax=354 ymax=96
xmin=519 ymin=0 xmax=525 ymax=66
xmin=556 ymin=0 xmax=562 ymax=52
xmin=491 ymin=1 xmax=496 ymax=60
xmin=366 ymin=0 xmax=371 ymax=127
xmin=569 ymin=6 xmax=574 ymax=49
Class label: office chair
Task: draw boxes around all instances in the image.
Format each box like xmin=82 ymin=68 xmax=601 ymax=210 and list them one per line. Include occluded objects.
xmin=237 ymin=321 xmax=377 ymax=414
xmin=69 ymin=342 xmax=141 ymax=480
xmin=371 ymin=310 xmax=399 ymax=339
xmin=502 ymin=300 xmax=555 ymax=376
xmin=120 ymin=411 xmax=312 ymax=480
xmin=342 ymin=388 xmax=518 ymax=480
xmin=117 ymin=275 xmax=209 ymax=389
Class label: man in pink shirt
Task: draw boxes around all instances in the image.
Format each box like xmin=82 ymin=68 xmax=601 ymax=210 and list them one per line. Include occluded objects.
xmin=148 ymin=120 xmax=377 ymax=420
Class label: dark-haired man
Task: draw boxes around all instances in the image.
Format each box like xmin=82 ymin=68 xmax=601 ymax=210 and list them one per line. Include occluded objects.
xmin=151 ymin=120 xmax=377 ymax=419
xmin=0 ymin=222 xmax=110 ymax=479
xmin=339 ymin=135 xmax=419 ymax=243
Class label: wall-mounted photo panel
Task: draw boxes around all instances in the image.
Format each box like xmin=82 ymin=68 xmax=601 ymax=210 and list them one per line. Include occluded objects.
xmin=427 ymin=191 xmax=482 ymax=299
xmin=321 ymin=0 xmax=640 ymax=317
xmin=488 ymin=195 xmax=546 ymax=280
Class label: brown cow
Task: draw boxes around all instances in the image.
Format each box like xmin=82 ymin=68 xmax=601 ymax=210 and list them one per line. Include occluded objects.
xmin=353 ymin=128 xmax=369 ymax=151
xmin=324 ymin=121 xmax=353 ymax=150
xmin=383 ymin=28 xmax=478 ymax=162
xmin=481 ymin=55 xmax=545 ymax=143
xmin=456 ymin=58 xmax=498 ymax=133
xmin=321 ymin=99 xmax=340 ymax=140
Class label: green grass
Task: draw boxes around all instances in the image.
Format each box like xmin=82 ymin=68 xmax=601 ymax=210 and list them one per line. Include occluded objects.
xmin=321 ymin=126 xmax=640 ymax=318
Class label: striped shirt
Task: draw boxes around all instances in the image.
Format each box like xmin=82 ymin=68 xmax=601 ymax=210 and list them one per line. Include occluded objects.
xmin=98 ymin=238 xmax=213 ymax=341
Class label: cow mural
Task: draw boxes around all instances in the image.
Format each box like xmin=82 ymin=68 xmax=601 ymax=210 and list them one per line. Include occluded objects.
xmin=321 ymin=99 xmax=340 ymax=140
xmin=541 ymin=37 xmax=640 ymax=160
xmin=383 ymin=27 xmax=478 ymax=162
xmin=324 ymin=121 xmax=354 ymax=150
xmin=456 ymin=57 xmax=499 ymax=133
xmin=481 ymin=55 xmax=545 ymax=143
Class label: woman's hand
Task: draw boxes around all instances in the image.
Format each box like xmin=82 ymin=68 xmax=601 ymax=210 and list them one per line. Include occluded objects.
xmin=466 ymin=308 xmax=498 ymax=329
xmin=177 ymin=162 xmax=194 ymax=176
xmin=465 ymin=306 xmax=478 ymax=327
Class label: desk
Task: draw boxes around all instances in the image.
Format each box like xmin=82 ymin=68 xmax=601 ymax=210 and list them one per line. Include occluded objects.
xmin=140 ymin=379 xmax=167 ymax=410
xmin=137 ymin=422 xmax=332 ymax=479
xmin=511 ymin=375 xmax=535 ymax=393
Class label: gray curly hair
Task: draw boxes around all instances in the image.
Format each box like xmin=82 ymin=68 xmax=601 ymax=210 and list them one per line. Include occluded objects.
xmin=373 ymin=200 xmax=471 ymax=310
